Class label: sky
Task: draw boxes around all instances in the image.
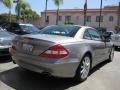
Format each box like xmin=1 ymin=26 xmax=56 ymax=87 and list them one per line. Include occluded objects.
xmin=0 ymin=0 xmax=119 ymax=15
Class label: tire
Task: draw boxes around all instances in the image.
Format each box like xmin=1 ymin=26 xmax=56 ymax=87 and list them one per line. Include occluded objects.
xmin=75 ymin=54 xmax=91 ymax=82
xmin=108 ymin=47 xmax=114 ymax=62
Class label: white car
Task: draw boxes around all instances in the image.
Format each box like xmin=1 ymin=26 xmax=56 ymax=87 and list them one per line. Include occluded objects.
xmin=111 ymin=32 xmax=120 ymax=50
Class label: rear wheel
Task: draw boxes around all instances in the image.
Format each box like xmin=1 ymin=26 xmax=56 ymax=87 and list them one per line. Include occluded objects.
xmin=75 ymin=54 xmax=91 ymax=82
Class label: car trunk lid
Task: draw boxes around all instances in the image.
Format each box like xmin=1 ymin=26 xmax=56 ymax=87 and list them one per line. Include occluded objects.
xmin=15 ymin=34 xmax=78 ymax=56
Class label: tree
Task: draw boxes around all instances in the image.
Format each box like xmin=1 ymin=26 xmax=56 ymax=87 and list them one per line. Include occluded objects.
xmin=21 ymin=9 xmax=40 ymax=23
xmin=115 ymin=25 xmax=120 ymax=33
xmin=0 ymin=0 xmax=12 ymax=22
xmin=53 ymin=0 xmax=63 ymax=25
xmin=0 ymin=13 xmax=16 ymax=22
xmin=45 ymin=0 xmax=48 ymax=25
xmin=15 ymin=0 xmax=30 ymax=22
xmin=84 ymin=0 xmax=87 ymax=26
xmin=99 ymin=0 xmax=103 ymax=29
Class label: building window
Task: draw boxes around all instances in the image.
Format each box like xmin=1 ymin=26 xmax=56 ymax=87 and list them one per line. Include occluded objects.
xmin=96 ymin=16 xmax=103 ymax=22
xmin=46 ymin=16 xmax=49 ymax=23
xmin=109 ymin=16 xmax=114 ymax=22
xmin=58 ymin=16 xmax=62 ymax=21
xmin=65 ymin=16 xmax=71 ymax=21
xmin=86 ymin=16 xmax=91 ymax=22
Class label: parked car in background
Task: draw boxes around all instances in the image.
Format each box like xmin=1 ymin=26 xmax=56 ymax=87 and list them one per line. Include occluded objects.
xmin=10 ymin=25 xmax=114 ymax=82
xmin=111 ymin=32 xmax=120 ymax=50
xmin=0 ymin=27 xmax=16 ymax=57
xmin=1 ymin=23 xmax=40 ymax=35
xmin=105 ymin=31 xmax=114 ymax=38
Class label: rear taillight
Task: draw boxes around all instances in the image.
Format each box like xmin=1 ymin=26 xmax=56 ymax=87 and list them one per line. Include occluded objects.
xmin=11 ymin=44 xmax=16 ymax=50
xmin=39 ymin=44 xmax=69 ymax=58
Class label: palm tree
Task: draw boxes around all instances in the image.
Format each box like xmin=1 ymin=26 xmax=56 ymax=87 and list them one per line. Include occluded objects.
xmin=84 ymin=0 xmax=87 ymax=26
xmin=0 ymin=0 xmax=12 ymax=22
xmin=45 ymin=0 xmax=48 ymax=25
xmin=53 ymin=0 xmax=63 ymax=25
xmin=20 ymin=1 xmax=30 ymax=22
xmin=99 ymin=0 xmax=103 ymax=29
xmin=21 ymin=9 xmax=39 ymax=23
xmin=15 ymin=0 xmax=30 ymax=22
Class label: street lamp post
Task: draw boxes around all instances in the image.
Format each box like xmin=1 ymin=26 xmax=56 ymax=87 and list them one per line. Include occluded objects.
xmin=99 ymin=0 xmax=103 ymax=29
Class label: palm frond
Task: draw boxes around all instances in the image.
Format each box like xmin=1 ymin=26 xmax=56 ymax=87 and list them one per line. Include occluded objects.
xmin=0 ymin=0 xmax=12 ymax=8
xmin=53 ymin=0 xmax=63 ymax=6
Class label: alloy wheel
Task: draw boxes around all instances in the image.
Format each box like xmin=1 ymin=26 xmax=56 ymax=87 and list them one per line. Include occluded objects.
xmin=80 ymin=56 xmax=91 ymax=80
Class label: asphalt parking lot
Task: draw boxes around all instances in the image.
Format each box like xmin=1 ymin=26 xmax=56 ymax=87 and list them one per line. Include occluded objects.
xmin=0 ymin=51 xmax=120 ymax=90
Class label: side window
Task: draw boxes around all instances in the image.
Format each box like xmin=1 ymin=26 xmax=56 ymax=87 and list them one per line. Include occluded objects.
xmin=10 ymin=24 xmax=22 ymax=34
xmin=84 ymin=30 xmax=92 ymax=40
xmin=87 ymin=29 xmax=102 ymax=41
xmin=2 ymin=23 xmax=11 ymax=30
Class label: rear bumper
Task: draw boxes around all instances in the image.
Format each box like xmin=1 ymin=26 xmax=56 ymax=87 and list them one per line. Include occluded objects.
xmin=0 ymin=46 xmax=10 ymax=56
xmin=10 ymin=49 xmax=79 ymax=78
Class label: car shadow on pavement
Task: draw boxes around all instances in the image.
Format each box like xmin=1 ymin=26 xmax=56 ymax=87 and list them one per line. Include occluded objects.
xmin=115 ymin=48 xmax=120 ymax=52
xmin=0 ymin=67 xmax=79 ymax=90
xmin=89 ymin=60 xmax=110 ymax=76
xmin=0 ymin=56 xmax=12 ymax=63
xmin=0 ymin=60 xmax=110 ymax=90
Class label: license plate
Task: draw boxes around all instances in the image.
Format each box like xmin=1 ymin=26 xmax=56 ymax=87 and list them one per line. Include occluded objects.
xmin=22 ymin=43 xmax=33 ymax=52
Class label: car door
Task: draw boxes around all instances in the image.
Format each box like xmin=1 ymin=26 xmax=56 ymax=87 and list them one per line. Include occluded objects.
xmin=87 ymin=28 xmax=107 ymax=65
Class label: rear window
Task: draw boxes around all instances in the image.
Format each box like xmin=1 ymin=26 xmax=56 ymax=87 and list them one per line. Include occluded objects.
xmin=20 ymin=25 xmax=39 ymax=34
xmin=39 ymin=25 xmax=80 ymax=37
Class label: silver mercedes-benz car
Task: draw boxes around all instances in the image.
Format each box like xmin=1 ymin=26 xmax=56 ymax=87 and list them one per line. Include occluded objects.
xmin=10 ymin=25 xmax=114 ymax=81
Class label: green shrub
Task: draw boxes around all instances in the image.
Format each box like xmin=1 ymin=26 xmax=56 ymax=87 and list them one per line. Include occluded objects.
xmin=115 ymin=25 xmax=120 ymax=33
xmin=64 ymin=20 xmax=74 ymax=25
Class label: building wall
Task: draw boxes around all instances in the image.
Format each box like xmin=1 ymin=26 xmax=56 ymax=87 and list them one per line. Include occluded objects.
xmin=86 ymin=13 xmax=118 ymax=31
xmin=40 ymin=6 xmax=119 ymax=31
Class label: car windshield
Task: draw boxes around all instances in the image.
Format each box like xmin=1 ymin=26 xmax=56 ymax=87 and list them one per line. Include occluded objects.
xmin=39 ymin=25 xmax=80 ymax=37
xmin=20 ymin=25 xmax=39 ymax=34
